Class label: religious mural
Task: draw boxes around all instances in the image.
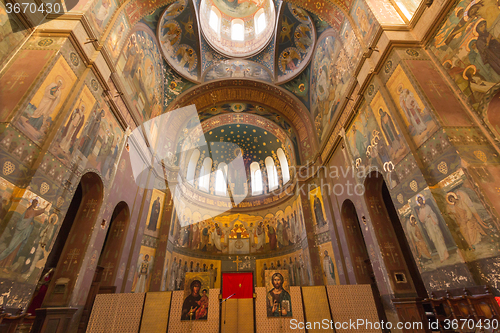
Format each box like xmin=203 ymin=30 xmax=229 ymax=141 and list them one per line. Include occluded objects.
xmin=283 ymin=68 xmax=310 ymax=108
xmin=0 ymin=3 xmax=30 ymax=67
xmin=15 ymin=56 xmax=78 ymax=145
xmin=310 ymin=31 xmax=356 ymax=141
xmin=203 ymin=60 xmax=273 ymax=82
xmin=132 ymin=245 xmax=155 ymax=293
xmin=144 ymin=189 xmax=166 ymax=237
xmin=256 ymin=247 xmax=311 ymax=288
xmin=365 ymin=0 xmax=404 ymax=25
xmin=158 ymin=0 xmax=200 ymax=82
xmin=88 ymin=0 xmax=118 ymax=36
xmin=167 ymin=252 xmax=221 ymax=291
xmin=116 ymin=26 xmax=164 ymax=121
xmin=429 ymin=0 xmax=500 ymax=113
xmin=309 ymin=187 xmax=328 ymax=231
xmin=318 ymin=241 xmax=338 ymax=285
xmin=275 ymin=4 xmax=316 ymax=83
xmin=106 ymin=12 xmax=129 ymax=62
xmin=265 ymin=270 xmax=292 ymax=317
xmin=386 ymin=65 xmax=438 ymax=147
xmin=350 ymin=0 xmax=378 ymax=45
xmin=181 ymin=272 xmax=210 ymax=321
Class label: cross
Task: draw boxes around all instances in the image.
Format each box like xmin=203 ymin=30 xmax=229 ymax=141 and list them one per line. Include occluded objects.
xmin=384 ymin=243 xmax=398 ymax=264
xmin=153 ymin=270 xmax=162 ymax=284
xmin=64 ymin=248 xmax=80 ymax=271
xmin=427 ymin=80 xmax=446 ymax=98
xmin=369 ymin=197 xmax=381 ymax=214
xmin=103 ymin=262 xmax=114 ymax=282
xmin=112 ymin=221 xmax=125 ymax=239
xmin=6 ymin=71 xmax=29 ymax=91
xmin=83 ymin=199 xmax=98 ymax=218
xmin=355 ymin=257 xmax=366 ymax=274
xmin=234 ymin=114 xmax=243 ymax=123
xmin=233 ymin=256 xmax=242 ymax=271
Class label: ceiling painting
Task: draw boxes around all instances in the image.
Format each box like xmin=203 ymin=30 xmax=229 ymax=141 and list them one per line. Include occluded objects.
xmin=202 ymin=59 xmax=273 ymax=83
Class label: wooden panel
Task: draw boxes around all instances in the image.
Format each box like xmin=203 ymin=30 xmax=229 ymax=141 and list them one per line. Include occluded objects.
xmin=302 ymin=286 xmax=334 ymax=333
xmin=327 ymin=285 xmax=381 ymax=333
xmin=139 ymin=292 xmax=172 ymax=333
xmin=221 ymin=298 xmax=254 ymax=333
xmin=221 ymin=299 xmax=238 ymax=333
xmin=255 ymin=286 xmax=305 ymax=333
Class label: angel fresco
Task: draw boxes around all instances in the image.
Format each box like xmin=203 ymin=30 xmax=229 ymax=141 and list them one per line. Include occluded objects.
xmin=280 ymin=49 xmax=301 ymax=71
xmin=295 ymin=25 xmax=312 ymax=53
xmin=176 ymin=46 xmax=196 ymax=70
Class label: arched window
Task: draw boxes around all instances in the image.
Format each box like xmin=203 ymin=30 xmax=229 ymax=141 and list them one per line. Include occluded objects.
xmin=277 ymin=148 xmax=290 ymax=183
xmin=231 ymin=19 xmax=244 ymax=41
xmin=255 ymin=9 xmax=266 ymax=35
xmin=209 ymin=6 xmax=221 ymax=34
xmin=215 ymin=163 xmax=228 ymax=196
xmin=199 ymin=157 xmax=212 ymax=192
xmin=250 ymin=162 xmax=263 ymax=195
xmin=265 ymin=157 xmax=278 ymax=191
xmin=186 ymin=149 xmax=200 ymax=185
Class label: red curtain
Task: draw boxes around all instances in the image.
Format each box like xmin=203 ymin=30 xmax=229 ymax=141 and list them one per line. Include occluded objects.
xmin=222 ymin=272 xmax=253 ymax=299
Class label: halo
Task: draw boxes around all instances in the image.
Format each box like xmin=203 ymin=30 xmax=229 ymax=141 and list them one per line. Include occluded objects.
xmin=442 ymin=59 xmax=452 ymax=67
xmin=446 ymin=192 xmax=458 ymax=205
xmin=55 ymin=75 xmax=66 ymax=89
xmin=464 ymin=1 xmax=479 ymax=21
xmin=473 ymin=19 xmax=487 ymax=36
xmin=463 ymin=65 xmax=477 ymax=80
xmin=397 ymin=84 xmax=404 ymax=95
xmin=49 ymin=213 xmax=59 ymax=224
xmin=409 ymin=215 xmax=417 ymax=225
xmin=415 ymin=194 xmax=425 ymax=206
xmin=466 ymin=39 xmax=477 ymax=52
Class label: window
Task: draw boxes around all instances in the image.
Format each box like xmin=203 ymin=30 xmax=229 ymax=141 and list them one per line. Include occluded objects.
xmin=199 ymin=157 xmax=212 ymax=192
xmin=209 ymin=6 xmax=220 ymax=34
xmin=255 ymin=9 xmax=266 ymax=35
xmin=277 ymin=148 xmax=290 ymax=183
xmin=215 ymin=163 xmax=228 ymax=196
xmin=186 ymin=149 xmax=200 ymax=185
xmin=231 ymin=19 xmax=244 ymax=41
xmin=250 ymin=162 xmax=263 ymax=195
xmin=265 ymin=157 xmax=278 ymax=191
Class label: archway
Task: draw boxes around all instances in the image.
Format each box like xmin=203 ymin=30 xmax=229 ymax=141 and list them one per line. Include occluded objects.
xmin=363 ymin=171 xmax=426 ymax=298
xmin=42 ymin=172 xmax=104 ymax=307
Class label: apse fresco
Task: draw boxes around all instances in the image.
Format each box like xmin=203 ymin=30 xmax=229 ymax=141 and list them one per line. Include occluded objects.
xmin=275 ymin=4 xmax=316 ymax=83
xmin=166 ymin=252 xmax=221 ymax=290
xmin=15 ymin=56 xmax=78 ymax=145
xmin=0 ymin=2 xmax=30 ymax=67
xmin=429 ymin=0 xmax=500 ymax=111
xmin=132 ymin=245 xmax=155 ymax=293
xmin=310 ymin=32 xmax=356 ymax=141
xmin=106 ymin=12 xmax=129 ymax=62
xmin=169 ymin=197 xmax=306 ymax=255
xmin=203 ymin=60 xmax=273 ymax=82
xmin=256 ymin=247 xmax=311 ymax=287
xmin=116 ymin=27 xmax=164 ymax=121
xmin=386 ymin=65 xmax=438 ymax=147
xmin=158 ymin=0 xmax=200 ymax=82
xmin=88 ymin=0 xmax=118 ymax=36
xmin=350 ymin=0 xmax=378 ymax=45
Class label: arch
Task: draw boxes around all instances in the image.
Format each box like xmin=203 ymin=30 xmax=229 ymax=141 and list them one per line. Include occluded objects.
xmin=199 ymin=157 xmax=212 ymax=192
xmin=215 ymin=163 xmax=228 ymax=196
xmin=186 ymin=149 xmax=200 ymax=185
xmin=277 ymin=148 xmax=290 ymax=183
xmin=250 ymin=162 xmax=263 ymax=195
xmin=231 ymin=19 xmax=244 ymax=41
xmin=43 ymin=172 xmax=105 ymax=307
xmin=363 ymin=171 xmax=426 ymax=298
xmin=255 ymin=8 xmax=266 ymax=35
xmin=209 ymin=6 xmax=221 ymax=34
xmin=265 ymin=156 xmax=278 ymax=191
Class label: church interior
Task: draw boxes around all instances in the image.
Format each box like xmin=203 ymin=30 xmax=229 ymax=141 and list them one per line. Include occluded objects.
xmin=2 ymin=0 xmax=500 ymax=331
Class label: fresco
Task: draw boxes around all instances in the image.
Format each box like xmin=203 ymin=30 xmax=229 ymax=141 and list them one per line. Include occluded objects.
xmin=164 ymin=66 xmax=196 ymax=106
xmin=283 ymin=67 xmax=310 ymax=108
xmin=318 ymin=241 xmax=339 ymax=285
xmin=106 ymin=12 xmax=129 ymax=62
xmin=309 ymin=186 xmax=328 ymax=232
xmin=132 ymin=245 xmax=156 ymax=293
xmin=0 ymin=3 xmax=30 ymax=67
xmin=15 ymin=56 xmax=78 ymax=145
xmin=310 ymin=32 xmax=355 ymax=141
xmin=350 ymin=0 xmax=378 ymax=45
xmin=256 ymin=247 xmax=311 ymax=287
xmin=211 ymin=0 xmax=260 ymax=17
xmin=386 ymin=65 xmax=438 ymax=147
xmin=166 ymin=252 xmax=221 ymax=290
xmin=88 ymin=0 xmax=118 ymax=36
xmin=365 ymin=0 xmax=404 ymax=25
xmin=169 ymin=198 xmax=306 ymax=255
xmin=429 ymin=0 xmax=500 ymax=111
xmin=158 ymin=0 xmax=199 ymax=82
xmin=0 ymin=177 xmax=16 ymax=229
xmin=144 ymin=188 xmax=166 ymax=237
xmin=181 ymin=272 xmax=210 ymax=320
xmin=275 ymin=4 xmax=316 ymax=83
xmin=116 ymin=27 xmax=164 ymax=121
xmin=203 ymin=59 xmax=273 ymax=82
xmin=265 ymin=270 xmax=292 ymax=317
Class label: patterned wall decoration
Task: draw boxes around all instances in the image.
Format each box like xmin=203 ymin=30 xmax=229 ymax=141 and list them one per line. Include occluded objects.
xmin=167 ymin=289 xmax=220 ymax=332
xmin=256 ymin=247 xmax=311 ymax=287
xmin=350 ymin=0 xmax=378 ymax=46
xmin=164 ymin=66 xmax=196 ymax=106
xmin=283 ymin=67 xmax=310 ymax=109
xmin=202 ymin=59 xmax=273 ymax=83
xmin=248 ymin=40 xmax=276 ymax=73
xmin=158 ymin=0 xmax=200 ymax=82
xmin=310 ymin=30 xmax=357 ymax=141
xmin=200 ymin=38 xmax=226 ymax=73
xmin=275 ymin=4 xmax=316 ymax=83
xmin=116 ymin=25 xmax=164 ymax=121
xmin=428 ymin=0 xmax=500 ymax=116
